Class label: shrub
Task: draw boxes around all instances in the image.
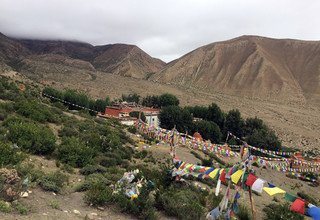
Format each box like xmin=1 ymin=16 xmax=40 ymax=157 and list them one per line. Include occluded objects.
xmin=16 ymin=163 xmax=45 ymax=182
xmin=13 ymin=202 xmax=29 ymax=215
xmin=0 ymin=141 xmax=26 ymax=166
xmin=49 ymin=200 xmax=60 ymax=210
xmin=0 ymin=199 xmax=13 ymax=213
xmin=13 ymin=99 xmax=58 ymax=123
xmin=6 ymin=118 xmax=56 ymax=155
xmin=236 ymin=204 xmax=251 ymax=220
xmin=79 ymin=165 xmax=108 ymax=176
xmin=57 ymin=137 xmax=96 ymax=168
xmin=39 ymin=171 xmax=69 ymax=193
xmin=84 ymin=182 xmax=113 ymax=206
xmin=155 ymin=187 xmax=205 ymax=220
xmin=75 ymin=173 xmax=110 ymax=192
xmin=263 ymin=202 xmax=304 ymax=220
xmin=128 ymin=126 xmax=137 ymax=134
xmin=297 ymin=191 xmax=319 ymax=206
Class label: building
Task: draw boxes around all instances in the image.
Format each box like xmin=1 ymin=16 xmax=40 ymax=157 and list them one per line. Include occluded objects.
xmin=98 ymin=103 xmax=160 ymax=127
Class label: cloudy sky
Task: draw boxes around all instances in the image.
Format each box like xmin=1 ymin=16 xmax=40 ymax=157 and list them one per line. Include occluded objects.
xmin=1 ymin=0 xmax=320 ymax=62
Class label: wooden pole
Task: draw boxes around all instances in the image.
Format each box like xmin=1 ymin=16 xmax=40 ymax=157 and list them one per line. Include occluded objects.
xmin=248 ymin=187 xmax=256 ymax=220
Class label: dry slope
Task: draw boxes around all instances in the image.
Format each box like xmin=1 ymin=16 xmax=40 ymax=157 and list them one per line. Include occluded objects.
xmin=151 ymin=35 xmax=320 ymax=104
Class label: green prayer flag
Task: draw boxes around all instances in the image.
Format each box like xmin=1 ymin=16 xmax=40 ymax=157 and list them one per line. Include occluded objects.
xmin=285 ymin=192 xmax=297 ymax=202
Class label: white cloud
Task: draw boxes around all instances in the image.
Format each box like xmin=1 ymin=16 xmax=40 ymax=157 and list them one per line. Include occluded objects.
xmin=1 ymin=0 xmax=319 ymax=62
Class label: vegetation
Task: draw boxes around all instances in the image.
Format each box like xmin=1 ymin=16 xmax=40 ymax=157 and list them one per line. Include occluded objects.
xmin=263 ymin=202 xmax=304 ymax=220
xmin=38 ymin=171 xmax=69 ymax=193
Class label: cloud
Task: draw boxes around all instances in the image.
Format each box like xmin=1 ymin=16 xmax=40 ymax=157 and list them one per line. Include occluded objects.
xmin=1 ymin=0 xmax=320 ymax=62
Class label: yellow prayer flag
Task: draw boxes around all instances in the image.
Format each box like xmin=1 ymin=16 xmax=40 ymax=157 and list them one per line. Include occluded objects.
xmin=263 ymin=187 xmax=286 ymax=196
xmin=208 ymin=168 xmax=220 ymax=179
xmin=231 ymin=170 xmax=244 ymax=184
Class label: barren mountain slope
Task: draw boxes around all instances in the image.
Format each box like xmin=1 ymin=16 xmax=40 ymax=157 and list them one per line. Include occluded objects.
xmin=151 ymin=36 xmax=320 ymax=103
xmin=0 ymin=34 xmax=165 ymax=79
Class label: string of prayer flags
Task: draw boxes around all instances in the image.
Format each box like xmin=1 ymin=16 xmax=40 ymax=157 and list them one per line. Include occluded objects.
xmin=263 ymin=187 xmax=286 ymax=196
xmin=290 ymin=198 xmax=305 ymax=214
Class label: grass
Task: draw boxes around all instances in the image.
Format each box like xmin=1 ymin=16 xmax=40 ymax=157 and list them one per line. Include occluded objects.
xmin=49 ymin=200 xmax=60 ymax=210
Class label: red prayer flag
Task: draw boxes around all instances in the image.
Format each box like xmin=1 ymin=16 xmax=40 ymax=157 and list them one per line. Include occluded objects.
xmin=245 ymin=174 xmax=257 ymax=187
xmin=290 ymin=198 xmax=305 ymax=214
xmin=220 ymin=170 xmax=226 ymax=183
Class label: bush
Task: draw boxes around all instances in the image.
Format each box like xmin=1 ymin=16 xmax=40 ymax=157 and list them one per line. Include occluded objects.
xmin=13 ymin=202 xmax=29 ymax=215
xmin=155 ymin=187 xmax=205 ymax=220
xmin=297 ymin=191 xmax=319 ymax=206
xmin=128 ymin=126 xmax=137 ymax=134
xmin=39 ymin=171 xmax=69 ymax=193
xmin=236 ymin=204 xmax=251 ymax=220
xmin=16 ymin=163 xmax=45 ymax=182
xmin=0 ymin=199 xmax=13 ymax=213
xmin=6 ymin=119 xmax=56 ymax=155
xmin=75 ymin=173 xmax=110 ymax=192
xmin=84 ymin=182 xmax=113 ymax=206
xmin=0 ymin=141 xmax=26 ymax=166
xmin=79 ymin=165 xmax=108 ymax=176
xmin=57 ymin=137 xmax=96 ymax=168
xmin=13 ymin=99 xmax=59 ymax=123
xmin=263 ymin=202 xmax=304 ymax=220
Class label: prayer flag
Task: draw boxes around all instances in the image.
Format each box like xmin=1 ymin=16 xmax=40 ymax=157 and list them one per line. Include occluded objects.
xmin=263 ymin=187 xmax=285 ymax=196
xmin=290 ymin=198 xmax=305 ymax=214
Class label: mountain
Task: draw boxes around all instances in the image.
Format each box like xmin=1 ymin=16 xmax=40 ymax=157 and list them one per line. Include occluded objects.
xmin=0 ymin=33 xmax=166 ymax=79
xmin=151 ymin=36 xmax=320 ymax=103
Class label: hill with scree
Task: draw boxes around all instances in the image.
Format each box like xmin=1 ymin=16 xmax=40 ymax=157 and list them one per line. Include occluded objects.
xmin=0 ymin=33 xmax=165 ymax=79
xmin=151 ymin=36 xmax=320 ymax=104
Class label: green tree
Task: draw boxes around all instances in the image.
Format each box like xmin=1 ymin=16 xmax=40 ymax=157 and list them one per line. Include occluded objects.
xmin=121 ymin=93 xmax=140 ymax=103
xmin=43 ymin=87 xmax=64 ymax=101
xmin=225 ymin=109 xmax=244 ymax=137
xmin=159 ymin=106 xmax=192 ymax=132
xmin=64 ymin=90 xmax=89 ymax=110
xmin=244 ymin=117 xmax=266 ymax=136
xmin=206 ymin=103 xmax=225 ymax=128
xmin=192 ymin=120 xmax=222 ymax=143
xmin=159 ymin=93 xmax=179 ymax=107
xmin=246 ymin=128 xmax=281 ymax=151
xmin=142 ymin=95 xmax=160 ymax=108
xmin=185 ymin=105 xmax=208 ymax=119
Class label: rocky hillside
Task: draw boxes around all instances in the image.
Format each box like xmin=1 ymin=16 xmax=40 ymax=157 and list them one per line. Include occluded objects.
xmin=0 ymin=33 xmax=166 ymax=79
xmin=151 ymin=36 xmax=320 ymax=103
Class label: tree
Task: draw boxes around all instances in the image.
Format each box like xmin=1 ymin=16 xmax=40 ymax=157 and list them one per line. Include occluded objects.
xmin=159 ymin=106 xmax=192 ymax=133
xmin=142 ymin=95 xmax=160 ymax=108
xmin=192 ymin=120 xmax=222 ymax=143
xmin=225 ymin=109 xmax=244 ymax=138
xmin=64 ymin=90 xmax=90 ymax=110
xmin=185 ymin=105 xmax=208 ymax=119
xmin=94 ymin=99 xmax=108 ymax=113
xmin=121 ymin=93 xmax=140 ymax=103
xmin=206 ymin=103 xmax=225 ymax=128
xmin=243 ymin=117 xmax=266 ymax=136
xmin=159 ymin=93 xmax=179 ymax=107
xmin=246 ymin=129 xmax=282 ymax=151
